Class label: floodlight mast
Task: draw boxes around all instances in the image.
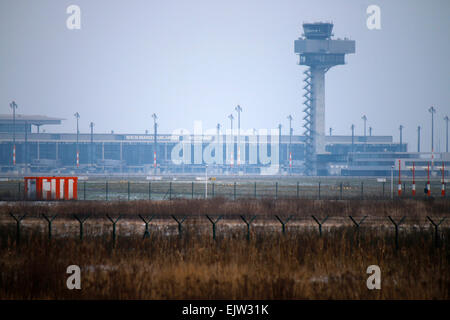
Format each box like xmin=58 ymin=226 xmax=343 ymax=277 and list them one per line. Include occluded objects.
xmin=90 ymin=122 xmax=95 ymax=166
xmin=444 ymin=116 xmax=449 ymax=153
xmin=74 ymin=112 xmax=80 ymax=168
xmin=429 ymin=106 xmax=436 ymax=152
xmin=362 ymin=115 xmax=367 ymax=137
xmin=362 ymin=115 xmax=367 ymax=152
xmin=235 ymin=105 xmax=242 ymax=166
xmin=278 ymin=123 xmax=282 ymax=170
xmin=216 ymin=123 xmax=221 ymax=144
xmin=295 ymin=22 xmax=355 ymax=175
xmin=351 ymin=124 xmax=355 ymax=153
xmin=399 ymin=125 xmax=404 ymax=150
xmin=228 ymin=114 xmax=234 ymax=131
xmin=287 ymin=115 xmax=293 ymax=168
xmin=152 ymin=113 xmax=158 ymax=171
xmin=9 ymin=101 xmax=18 ymax=166
xmin=417 ymin=125 xmax=421 ymax=152
xmin=228 ymin=114 xmax=234 ymax=168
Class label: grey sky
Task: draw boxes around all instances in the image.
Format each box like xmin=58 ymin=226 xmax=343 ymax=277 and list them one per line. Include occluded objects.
xmin=0 ymin=0 xmax=449 ymax=152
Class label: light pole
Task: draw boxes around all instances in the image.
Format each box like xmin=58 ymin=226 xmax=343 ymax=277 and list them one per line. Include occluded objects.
xmin=362 ymin=115 xmax=367 ymax=137
xmin=329 ymin=127 xmax=332 ymax=136
xmin=90 ymin=122 xmax=95 ymax=166
xmin=235 ymin=105 xmax=242 ymax=166
xmin=287 ymin=115 xmax=293 ymax=171
xmin=445 ymin=115 xmax=449 ymax=153
xmin=24 ymin=120 xmax=28 ymax=172
xmin=74 ymin=112 xmax=80 ymax=168
xmin=351 ymin=124 xmax=355 ymax=153
xmin=399 ymin=125 xmax=404 ymax=151
xmin=228 ymin=114 xmax=234 ymax=131
xmin=152 ymin=113 xmax=158 ymax=171
xmin=429 ymin=106 xmax=436 ymax=152
xmin=369 ymin=127 xmax=372 ymax=137
xmin=362 ymin=115 xmax=367 ymax=152
xmin=278 ymin=123 xmax=282 ymax=169
xmin=417 ymin=126 xmax=421 ymax=152
xmin=391 ymin=165 xmax=394 ymax=200
xmin=216 ymin=123 xmax=221 ymax=138
xmin=205 ymin=164 xmax=208 ymax=199
xmin=10 ymin=101 xmax=18 ymax=166
xmin=228 ymin=114 xmax=234 ymax=168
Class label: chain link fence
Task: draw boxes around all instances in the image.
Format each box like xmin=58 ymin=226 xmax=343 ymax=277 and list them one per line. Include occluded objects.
xmin=0 ymin=178 xmax=448 ymax=201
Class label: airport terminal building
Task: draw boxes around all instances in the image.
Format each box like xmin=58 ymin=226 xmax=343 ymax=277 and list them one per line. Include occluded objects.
xmin=6 ymin=114 xmax=446 ymax=177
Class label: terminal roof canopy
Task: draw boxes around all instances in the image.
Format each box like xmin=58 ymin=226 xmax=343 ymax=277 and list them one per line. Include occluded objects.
xmin=0 ymin=114 xmax=64 ymax=126
xmin=0 ymin=114 xmax=64 ymax=133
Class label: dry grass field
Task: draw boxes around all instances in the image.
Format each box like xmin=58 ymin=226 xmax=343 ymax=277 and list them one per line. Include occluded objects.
xmin=0 ymin=198 xmax=449 ymax=299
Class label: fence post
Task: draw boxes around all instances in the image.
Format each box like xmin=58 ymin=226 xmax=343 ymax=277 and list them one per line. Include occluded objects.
xmin=311 ymin=215 xmax=328 ymax=237
xmin=106 ymin=181 xmax=108 ymax=201
xmin=18 ymin=182 xmax=21 ymax=200
xmin=139 ymin=214 xmax=155 ymax=239
xmin=128 ymin=181 xmax=130 ymax=201
xmin=340 ymin=182 xmax=343 ymax=200
xmin=9 ymin=212 xmax=26 ymax=244
xmin=240 ymin=215 xmax=256 ymax=241
xmin=191 ymin=182 xmax=194 ymax=199
xmin=234 ymin=182 xmax=237 ymax=200
xmin=349 ymin=215 xmax=367 ymax=246
xmin=206 ymin=215 xmax=223 ymax=240
xmin=349 ymin=215 xmax=368 ymax=229
xmin=84 ymin=181 xmax=86 ymax=200
xmin=275 ymin=215 xmax=293 ymax=235
xmin=42 ymin=214 xmax=58 ymax=241
xmin=171 ymin=215 xmax=187 ymax=237
xmin=382 ymin=182 xmax=385 ymax=198
xmin=426 ymin=216 xmax=446 ymax=248
xmin=106 ymin=214 xmax=122 ymax=248
xmin=296 ymin=182 xmax=299 ymax=199
xmin=254 ymin=182 xmax=257 ymax=199
xmin=169 ymin=182 xmax=172 ymax=200
xmin=387 ymin=216 xmax=406 ymax=251
xmin=73 ymin=214 xmax=90 ymax=241
xmin=212 ymin=183 xmax=215 ymax=198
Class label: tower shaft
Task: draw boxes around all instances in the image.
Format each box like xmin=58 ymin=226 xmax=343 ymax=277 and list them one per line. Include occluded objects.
xmin=310 ymin=67 xmax=326 ymax=155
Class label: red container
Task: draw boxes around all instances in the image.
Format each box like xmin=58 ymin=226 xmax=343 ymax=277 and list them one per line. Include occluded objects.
xmin=24 ymin=177 xmax=78 ymax=200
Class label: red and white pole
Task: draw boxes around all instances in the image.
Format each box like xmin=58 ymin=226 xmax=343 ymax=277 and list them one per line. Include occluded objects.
xmin=427 ymin=161 xmax=431 ymax=196
xmin=289 ymin=152 xmax=292 ymax=168
xmin=230 ymin=151 xmax=234 ymax=168
xmin=442 ymin=162 xmax=446 ymax=197
xmin=76 ymin=151 xmax=79 ymax=168
xmin=398 ymin=159 xmax=402 ymax=196
xmin=412 ymin=161 xmax=416 ymax=196
xmin=13 ymin=145 xmax=16 ymax=166
xmin=153 ymin=151 xmax=157 ymax=168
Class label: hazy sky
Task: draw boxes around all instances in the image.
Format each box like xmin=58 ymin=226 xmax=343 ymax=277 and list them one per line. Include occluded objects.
xmin=1 ymin=0 xmax=449 ymax=152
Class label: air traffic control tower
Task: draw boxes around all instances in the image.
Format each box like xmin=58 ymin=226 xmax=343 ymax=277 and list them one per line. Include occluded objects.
xmin=295 ymin=22 xmax=355 ymax=175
